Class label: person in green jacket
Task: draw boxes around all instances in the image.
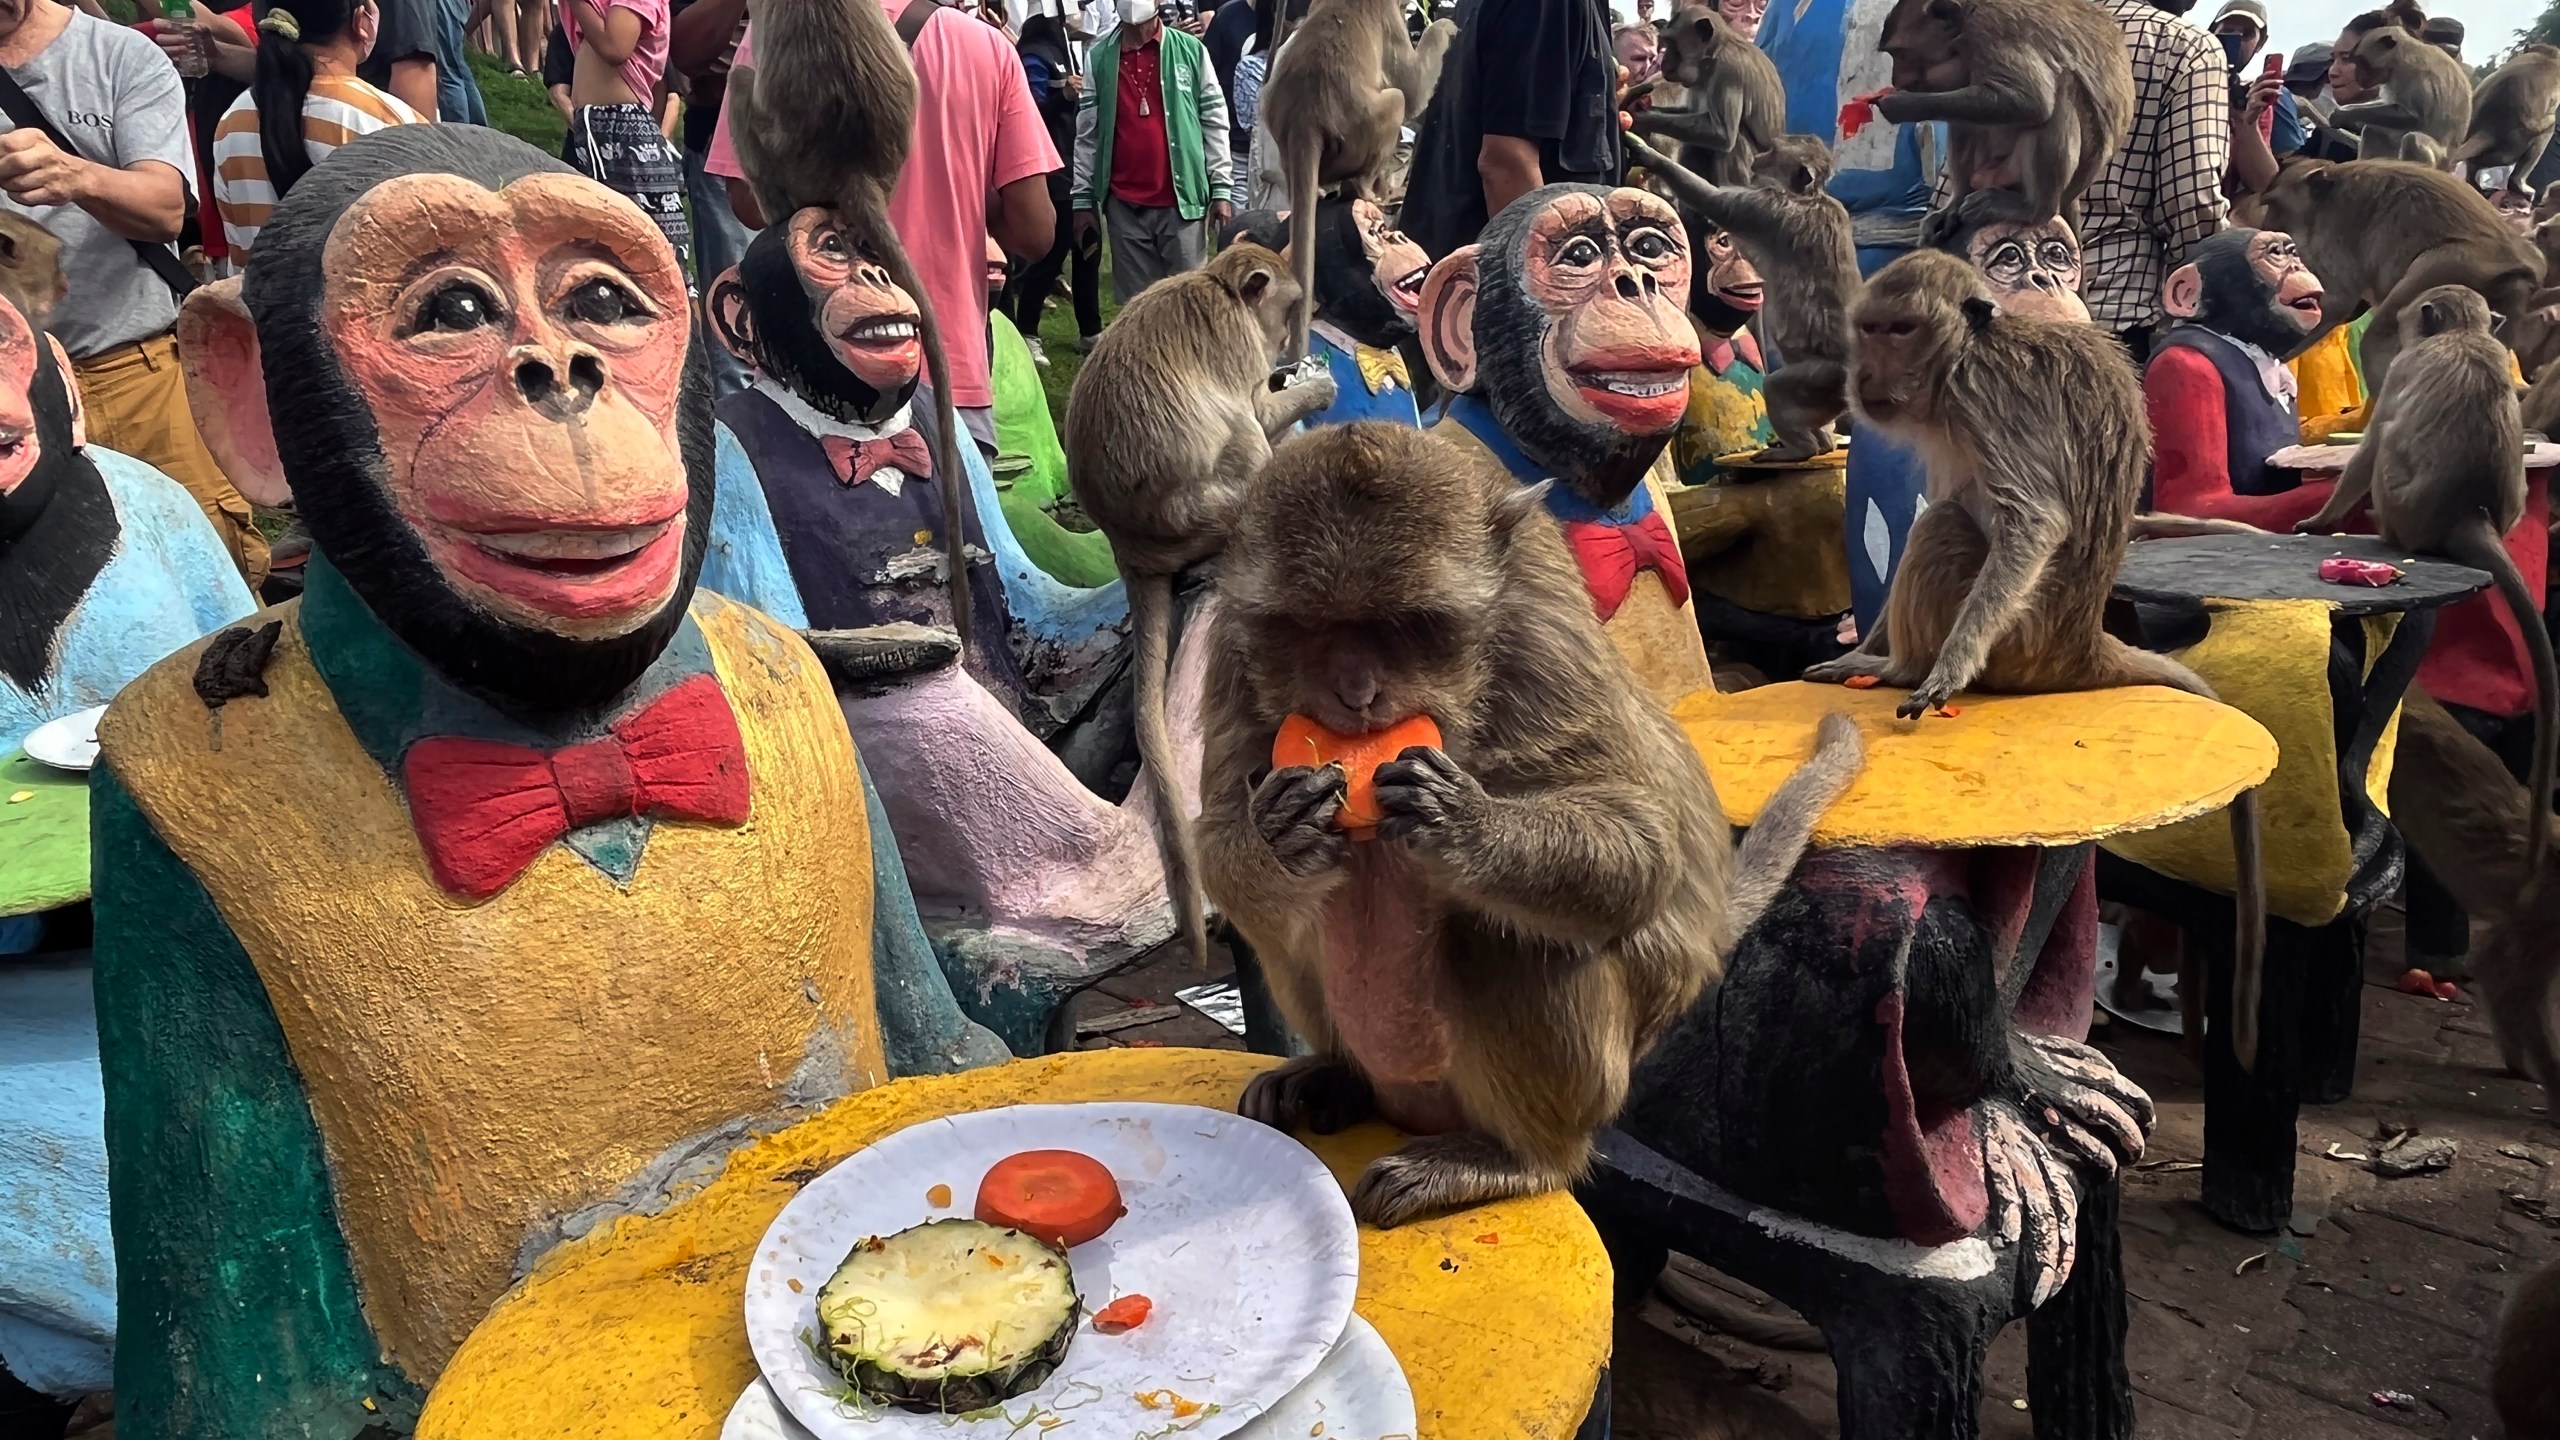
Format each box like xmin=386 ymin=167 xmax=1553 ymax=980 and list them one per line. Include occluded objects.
xmin=1071 ymin=0 xmax=1237 ymax=303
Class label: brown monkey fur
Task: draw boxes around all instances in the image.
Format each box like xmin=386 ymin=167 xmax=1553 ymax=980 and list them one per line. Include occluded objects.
xmin=2333 ymin=25 xmax=2473 ymax=162
xmin=2257 ymin=159 xmax=2543 ymax=404
xmin=2509 ymin=214 xmax=2560 ymax=379
xmin=2386 ymin=689 xmax=2560 ymax=1103
xmin=1261 ymin=0 xmax=1454 ymax=360
xmin=725 ymin=0 xmax=974 ymax=655
xmin=2455 ymin=42 xmax=2560 ymax=186
xmin=1870 ymin=0 xmax=2133 ymax=240
xmin=1803 ymin=251 xmax=2271 ymax=1063
xmin=1063 ymin=242 xmax=1335 ymax=967
xmin=1625 ymin=133 xmax=1858 ymax=463
xmin=2296 ymin=285 xmax=2556 ymax=887
xmin=1631 ymin=6 xmax=1785 ymax=187
xmin=2499 ymin=1258 xmax=2560 ymax=1440
xmin=0 ymin=214 xmax=64 ymax=332
xmin=1202 ymin=422 xmax=1865 ymax=1226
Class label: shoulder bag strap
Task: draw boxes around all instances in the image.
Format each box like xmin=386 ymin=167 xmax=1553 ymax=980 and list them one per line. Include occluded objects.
xmin=0 ymin=63 xmax=196 ymax=299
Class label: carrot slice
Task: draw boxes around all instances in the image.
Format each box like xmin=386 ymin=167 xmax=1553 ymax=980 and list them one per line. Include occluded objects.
xmin=1272 ymin=713 xmax=1447 ymax=839
xmin=974 ymin=1150 xmax=1126 ymax=1249
xmin=1094 ymin=1294 xmax=1153 ymax=1333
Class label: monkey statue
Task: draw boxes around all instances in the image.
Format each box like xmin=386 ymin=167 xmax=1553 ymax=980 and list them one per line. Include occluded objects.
xmin=1232 ymin=197 xmax=1434 ymax=427
xmin=1870 ymin=0 xmax=2135 ymax=240
xmin=1669 ymin=225 xmax=1775 ymax=480
xmin=2144 ymin=228 xmax=2334 ymax=527
xmin=1416 ymin=182 xmax=1718 ymax=704
xmin=0 ymin=290 xmax=257 ymax=1405
xmin=102 ymin=126 xmax=1000 ymax=1436
xmin=701 ymin=211 xmax=1190 ymax=1049
xmin=1631 ymin=5 xmax=1784 ymax=187
xmin=1202 ymin=422 xmax=1864 ymax=1225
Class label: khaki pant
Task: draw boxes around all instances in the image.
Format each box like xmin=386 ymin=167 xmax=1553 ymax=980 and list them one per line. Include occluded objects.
xmin=75 ymin=332 xmax=269 ymax=590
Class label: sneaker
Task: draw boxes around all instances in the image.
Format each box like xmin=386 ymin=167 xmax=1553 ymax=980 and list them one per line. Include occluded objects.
xmin=1073 ymin=333 xmax=1101 ymax=355
xmin=1027 ymin=337 xmax=1051 ymax=368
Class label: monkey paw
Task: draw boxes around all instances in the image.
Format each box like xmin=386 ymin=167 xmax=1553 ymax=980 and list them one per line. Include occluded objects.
xmin=1252 ymin=764 xmax=1350 ymax=876
xmin=1374 ymin=746 xmax=1485 ymax=849
xmin=1238 ymin=1055 xmax=1375 ymax=1135
xmin=1801 ymin=653 xmax=1887 ymax=686
xmin=1351 ymin=1133 xmax=1540 ymax=1228
xmin=1896 ymin=679 xmax=1958 ymax=720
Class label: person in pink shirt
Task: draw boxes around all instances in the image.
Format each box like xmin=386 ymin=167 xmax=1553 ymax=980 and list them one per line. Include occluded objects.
xmin=709 ymin=0 xmax=1059 ymax=451
xmin=562 ymin=0 xmax=689 ymax=270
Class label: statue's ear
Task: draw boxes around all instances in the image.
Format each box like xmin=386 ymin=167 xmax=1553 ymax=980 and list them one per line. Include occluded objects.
xmin=1419 ymin=245 xmax=1481 ymax=393
xmin=2161 ymin=262 xmax=2206 ymax=320
xmin=43 ymin=334 xmax=82 ymax=449
xmin=176 ymin=278 xmax=287 ymax=507
xmin=707 ymin=266 xmax=757 ymax=364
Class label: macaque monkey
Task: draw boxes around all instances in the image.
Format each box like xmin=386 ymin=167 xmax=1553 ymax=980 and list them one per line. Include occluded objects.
xmin=1631 ymin=6 xmax=1784 ymax=187
xmin=1803 ymin=251 xmax=2269 ymax=1062
xmin=1261 ymin=0 xmax=1455 ymax=359
xmin=2257 ymin=159 xmax=2544 ymax=404
xmin=1202 ymin=422 xmax=1864 ymax=1225
xmin=2456 ymin=42 xmax=2560 ymax=191
xmin=1062 ymin=242 xmax=1336 ymax=965
xmin=2295 ymin=286 xmax=2555 ymax=884
xmin=2328 ymin=25 xmax=2473 ymax=162
xmin=1626 ymin=133 xmax=1857 ymax=463
xmin=0 ymin=213 xmax=64 ymax=333
xmin=2498 ymin=1258 xmax=2560 ymax=1440
xmin=1870 ymin=0 xmax=2134 ymax=240
xmin=726 ymin=0 xmax=973 ymax=654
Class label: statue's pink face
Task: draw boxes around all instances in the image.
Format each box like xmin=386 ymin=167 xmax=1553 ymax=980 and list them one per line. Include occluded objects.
xmin=320 ymin=171 xmax=694 ymax=638
xmin=0 ymin=295 xmax=37 ymax=497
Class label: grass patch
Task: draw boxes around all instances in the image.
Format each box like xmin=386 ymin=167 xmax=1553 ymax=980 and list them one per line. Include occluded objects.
xmin=471 ymin=51 xmax=567 ymax=157
xmin=1029 ymin=256 xmax=1119 ymax=428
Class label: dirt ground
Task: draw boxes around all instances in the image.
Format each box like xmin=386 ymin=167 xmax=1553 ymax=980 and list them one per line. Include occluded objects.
xmin=1070 ymin=908 xmax=2555 ymax=1438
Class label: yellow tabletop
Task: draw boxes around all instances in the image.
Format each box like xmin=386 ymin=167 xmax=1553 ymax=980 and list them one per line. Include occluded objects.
xmin=1679 ymin=681 xmax=2281 ymax=849
xmin=420 ymin=1049 xmax=1612 ymax=1440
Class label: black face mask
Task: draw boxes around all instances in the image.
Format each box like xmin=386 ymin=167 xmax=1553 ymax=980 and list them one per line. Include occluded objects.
xmin=2218 ymin=29 xmax=2253 ymax=67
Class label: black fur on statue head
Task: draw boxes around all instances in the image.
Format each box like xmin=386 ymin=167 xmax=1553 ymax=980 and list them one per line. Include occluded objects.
xmin=2186 ymin=226 xmax=2320 ymax=361
xmin=1474 ymin=183 xmax=1673 ymax=507
xmin=242 ymin=124 xmax=717 ymax=715
xmin=1313 ymin=195 xmax=1414 ymax=350
xmin=0 ymin=333 xmax=113 ymax=690
xmin=731 ymin=221 xmax=917 ymax=425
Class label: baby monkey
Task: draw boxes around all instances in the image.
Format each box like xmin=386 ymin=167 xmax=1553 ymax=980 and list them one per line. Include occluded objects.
xmin=1805 ymin=251 xmax=2270 ymax=1062
xmin=2296 ymin=285 xmax=2555 ymax=884
xmin=1201 ymin=423 xmax=1864 ymax=1226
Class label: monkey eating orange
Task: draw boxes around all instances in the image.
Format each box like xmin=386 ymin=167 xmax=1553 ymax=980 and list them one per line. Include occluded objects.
xmin=1272 ymin=712 xmax=1446 ymax=838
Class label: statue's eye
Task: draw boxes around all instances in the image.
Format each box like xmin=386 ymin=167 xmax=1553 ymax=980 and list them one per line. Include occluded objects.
xmin=1558 ymin=235 xmax=1604 ymax=267
xmin=415 ymin=281 xmax=499 ymax=334
xmin=2039 ymin=241 xmax=2077 ymax=269
xmin=1625 ymin=227 xmax=1675 ymax=261
xmin=565 ymin=277 xmax=648 ymax=326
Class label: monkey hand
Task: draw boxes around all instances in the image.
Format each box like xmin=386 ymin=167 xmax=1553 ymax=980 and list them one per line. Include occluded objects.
xmin=1374 ymin=746 xmax=1489 ymax=857
xmin=2008 ymin=1031 xmax=2154 ymax=1179
xmin=1801 ymin=652 xmax=1888 ymax=686
xmin=1896 ymin=672 xmax=1962 ymax=720
xmin=1239 ymin=1055 xmax=1376 ymax=1134
xmin=1252 ymin=764 xmax=1350 ymax=876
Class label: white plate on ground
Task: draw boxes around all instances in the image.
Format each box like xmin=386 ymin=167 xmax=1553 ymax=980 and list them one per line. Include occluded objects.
xmin=722 ymin=1314 xmax=1415 ymax=1440
xmin=744 ymin=1102 xmax=1359 ymax=1440
xmin=21 ymin=705 xmax=106 ymax=772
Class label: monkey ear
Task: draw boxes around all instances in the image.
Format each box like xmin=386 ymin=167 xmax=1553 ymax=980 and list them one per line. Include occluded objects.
xmin=1492 ymin=478 xmax=1555 ymax=536
xmin=707 ymin=266 xmax=758 ymax=365
xmin=1961 ymin=295 xmax=1998 ymax=332
xmin=43 ymin=334 xmax=82 ymax=450
xmin=1925 ymin=0 xmax=1960 ymax=19
xmin=1419 ymin=246 xmax=1481 ymax=394
xmin=175 ymin=278 xmax=288 ymax=509
xmin=1239 ymin=264 xmax=1279 ymax=304
xmin=2161 ymin=263 xmax=2206 ymax=319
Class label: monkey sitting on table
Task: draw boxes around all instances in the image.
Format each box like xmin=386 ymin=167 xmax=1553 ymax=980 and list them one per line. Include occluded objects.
xmin=1803 ymin=250 xmax=2269 ymax=1060
xmin=1414 ymin=181 xmax=1714 ymax=704
xmin=1202 ymin=422 xmax=1865 ymax=1225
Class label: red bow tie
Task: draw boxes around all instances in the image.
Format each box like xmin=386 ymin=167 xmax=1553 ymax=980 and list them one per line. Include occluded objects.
xmin=821 ymin=428 xmax=934 ymax=487
xmin=401 ymin=675 xmax=752 ymax=900
xmin=1563 ymin=511 xmax=1691 ymax=621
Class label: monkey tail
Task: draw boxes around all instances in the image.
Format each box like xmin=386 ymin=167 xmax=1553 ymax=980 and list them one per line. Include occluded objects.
xmin=1130 ymin=570 xmax=1210 ymax=966
xmin=1655 ymin=1256 xmax=1827 ymax=1351
xmin=1285 ymin=130 xmax=1322 ymax=365
xmin=1723 ymin=711 xmax=1864 ymax=942
xmin=2453 ymin=516 xmax=2558 ymax=891
xmin=861 ymin=203 xmax=976 ymax=663
xmin=2129 ymin=513 xmax=2272 ymax=539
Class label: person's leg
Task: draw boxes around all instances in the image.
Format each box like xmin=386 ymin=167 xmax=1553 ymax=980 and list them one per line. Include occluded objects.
xmin=686 ymin=139 xmax=757 ymax=399
xmin=73 ymin=337 xmax=270 ymax=589
xmin=1165 ymin=210 xmax=1208 ymax=277
xmin=1105 ymin=195 xmax=1160 ymax=305
xmin=518 ymin=0 xmax=548 ymax=75
xmin=1009 ymin=172 xmax=1074 ymax=333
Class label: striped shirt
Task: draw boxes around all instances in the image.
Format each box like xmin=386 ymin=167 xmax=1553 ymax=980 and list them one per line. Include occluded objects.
xmin=211 ymin=76 xmax=424 ymax=260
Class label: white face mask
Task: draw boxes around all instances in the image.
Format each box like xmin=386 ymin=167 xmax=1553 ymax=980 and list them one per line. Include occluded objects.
xmin=1119 ymin=0 xmax=1156 ymax=24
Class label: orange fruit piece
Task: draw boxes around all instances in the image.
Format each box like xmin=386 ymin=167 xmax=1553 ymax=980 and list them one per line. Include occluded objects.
xmin=1271 ymin=713 xmax=1447 ymax=839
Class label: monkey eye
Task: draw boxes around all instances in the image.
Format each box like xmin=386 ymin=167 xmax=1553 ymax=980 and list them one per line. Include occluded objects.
xmin=1888 ymin=320 xmax=1918 ymax=336
xmin=563 ymin=276 xmax=651 ymax=326
xmin=412 ymin=280 xmax=501 ymax=335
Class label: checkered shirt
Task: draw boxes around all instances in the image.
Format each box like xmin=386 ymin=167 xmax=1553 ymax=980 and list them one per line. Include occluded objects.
xmin=2081 ymin=0 xmax=2231 ymax=331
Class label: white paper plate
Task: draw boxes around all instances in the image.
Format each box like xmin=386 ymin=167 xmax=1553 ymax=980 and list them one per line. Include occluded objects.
xmin=722 ymin=1314 xmax=1415 ymax=1440
xmin=21 ymin=705 xmax=106 ymax=772
xmin=745 ymin=1102 xmax=1359 ymax=1440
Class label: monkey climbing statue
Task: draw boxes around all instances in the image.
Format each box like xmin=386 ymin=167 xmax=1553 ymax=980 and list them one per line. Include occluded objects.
xmin=2145 ymin=228 xmax=2334 ymax=525
xmin=1417 ymin=183 xmax=1715 ymax=704
xmin=97 ymin=126 xmax=996 ymax=1436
